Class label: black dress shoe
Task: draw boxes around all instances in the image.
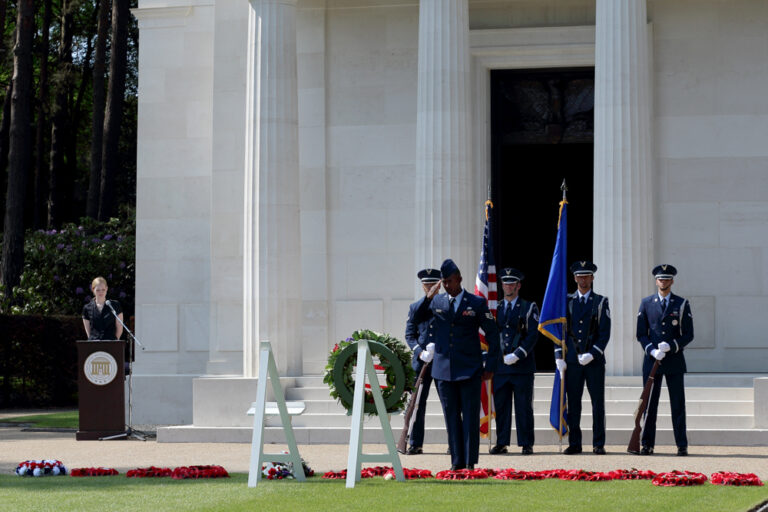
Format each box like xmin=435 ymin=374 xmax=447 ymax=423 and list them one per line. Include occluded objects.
xmin=640 ymin=446 xmax=654 ymax=455
xmin=489 ymin=445 xmax=508 ymax=455
xmin=521 ymin=446 xmax=533 ymax=455
xmin=677 ymin=447 xmax=688 ymax=456
xmin=466 ymin=464 xmax=475 ymax=470
xmin=593 ymin=446 xmax=606 ymax=455
xmin=450 ymin=464 xmax=465 ymax=471
xmin=563 ymin=445 xmax=582 ymax=455
xmin=406 ymin=446 xmax=423 ymax=455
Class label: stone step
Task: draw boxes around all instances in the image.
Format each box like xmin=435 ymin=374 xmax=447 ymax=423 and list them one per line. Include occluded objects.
xmin=292 ymin=373 xmax=765 ymax=388
xmin=157 ymin=424 xmax=768 ymax=446
xmin=285 ymin=386 xmax=754 ymax=401
xmin=286 ymin=397 xmax=751 ymax=416
xmin=264 ymin=411 xmax=752 ymax=430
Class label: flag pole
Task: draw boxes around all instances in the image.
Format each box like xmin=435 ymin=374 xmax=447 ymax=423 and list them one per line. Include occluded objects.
xmin=487 ymin=379 xmax=493 ymax=450
xmin=488 ymin=195 xmax=494 ymax=451
xmin=559 ymin=179 xmax=568 ymax=453
xmin=476 ymin=198 xmax=497 ymax=445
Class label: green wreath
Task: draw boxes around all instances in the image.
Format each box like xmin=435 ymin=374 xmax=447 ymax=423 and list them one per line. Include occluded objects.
xmin=323 ymin=329 xmax=415 ymax=416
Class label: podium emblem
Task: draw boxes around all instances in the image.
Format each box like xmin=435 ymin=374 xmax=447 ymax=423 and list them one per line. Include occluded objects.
xmin=84 ymin=351 xmax=118 ymax=386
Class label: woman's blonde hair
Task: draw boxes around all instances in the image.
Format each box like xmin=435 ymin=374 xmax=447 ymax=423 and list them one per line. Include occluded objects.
xmin=91 ymin=276 xmax=108 ymax=290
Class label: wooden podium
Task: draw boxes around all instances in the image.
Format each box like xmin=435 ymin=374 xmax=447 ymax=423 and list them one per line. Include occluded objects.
xmin=76 ymin=340 xmax=125 ymax=440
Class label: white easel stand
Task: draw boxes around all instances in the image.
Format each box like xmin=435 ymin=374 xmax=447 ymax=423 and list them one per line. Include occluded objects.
xmin=247 ymin=341 xmax=306 ymax=487
xmin=345 ymin=339 xmax=405 ymax=488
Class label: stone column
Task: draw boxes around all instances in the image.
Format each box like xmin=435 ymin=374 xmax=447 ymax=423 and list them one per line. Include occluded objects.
xmin=593 ymin=0 xmax=654 ymax=376
xmin=244 ymin=0 xmax=301 ymax=377
xmin=414 ymin=0 xmax=475 ymax=283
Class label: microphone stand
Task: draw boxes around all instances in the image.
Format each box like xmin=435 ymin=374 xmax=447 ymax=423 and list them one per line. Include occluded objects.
xmin=100 ymin=300 xmax=151 ymax=441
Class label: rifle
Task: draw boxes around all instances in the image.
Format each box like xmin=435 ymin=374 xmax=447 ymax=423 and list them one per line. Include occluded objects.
xmin=627 ymin=359 xmax=660 ymax=454
xmin=397 ymin=362 xmax=431 ymax=454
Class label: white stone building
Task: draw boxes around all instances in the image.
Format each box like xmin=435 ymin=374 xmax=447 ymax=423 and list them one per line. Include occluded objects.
xmin=131 ymin=0 xmax=768 ymax=429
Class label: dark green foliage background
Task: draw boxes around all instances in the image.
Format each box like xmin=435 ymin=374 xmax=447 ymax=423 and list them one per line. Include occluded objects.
xmin=0 ymin=314 xmax=80 ymax=407
xmin=2 ymin=209 xmax=135 ymax=317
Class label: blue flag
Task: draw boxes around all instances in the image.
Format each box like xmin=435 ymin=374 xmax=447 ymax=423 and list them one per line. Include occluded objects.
xmin=537 ymin=199 xmax=568 ymax=437
xmin=549 ymin=369 xmax=567 ymax=437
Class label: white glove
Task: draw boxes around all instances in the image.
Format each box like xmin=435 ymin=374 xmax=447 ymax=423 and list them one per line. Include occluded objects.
xmin=426 ymin=343 xmax=435 ymax=353
xmin=419 ymin=349 xmax=433 ymax=363
xmin=651 ymin=348 xmax=666 ymax=361
xmin=503 ymin=353 xmax=519 ymax=365
xmin=555 ymin=359 xmax=567 ymax=372
xmin=578 ymin=353 xmax=594 ymax=366
xmin=658 ymin=341 xmax=671 ymax=353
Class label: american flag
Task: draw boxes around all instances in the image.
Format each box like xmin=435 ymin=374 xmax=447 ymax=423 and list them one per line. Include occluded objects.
xmin=475 ymin=200 xmax=497 ymax=438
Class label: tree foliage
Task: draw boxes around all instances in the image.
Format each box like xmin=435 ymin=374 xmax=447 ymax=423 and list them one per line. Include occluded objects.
xmin=0 ymin=0 xmax=138 ymax=312
xmin=0 ymin=207 xmax=135 ymax=317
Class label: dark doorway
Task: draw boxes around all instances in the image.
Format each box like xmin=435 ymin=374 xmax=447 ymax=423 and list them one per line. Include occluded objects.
xmin=490 ymin=68 xmax=594 ymax=372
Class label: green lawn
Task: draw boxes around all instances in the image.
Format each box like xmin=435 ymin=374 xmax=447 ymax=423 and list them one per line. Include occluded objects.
xmin=1 ymin=474 xmax=766 ymax=512
xmin=0 ymin=410 xmax=78 ymax=429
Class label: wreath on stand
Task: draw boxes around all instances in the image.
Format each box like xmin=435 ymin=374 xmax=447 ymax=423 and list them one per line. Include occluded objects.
xmin=323 ymin=329 xmax=415 ymax=416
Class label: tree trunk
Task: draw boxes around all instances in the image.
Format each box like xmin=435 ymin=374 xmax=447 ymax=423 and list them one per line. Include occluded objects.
xmin=0 ymin=0 xmax=35 ymax=303
xmin=0 ymin=0 xmax=7 ymax=55
xmin=0 ymin=3 xmax=10 ymax=229
xmin=98 ymin=0 xmax=129 ymax=221
xmin=0 ymin=1 xmax=8 ymax=55
xmin=0 ymin=82 xmax=12 ymax=231
xmin=32 ymin=0 xmax=52 ymax=229
xmin=47 ymin=0 xmax=74 ymax=228
xmin=67 ymin=12 xmax=96 ymax=221
xmin=87 ymin=0 xmax=109 ymax=219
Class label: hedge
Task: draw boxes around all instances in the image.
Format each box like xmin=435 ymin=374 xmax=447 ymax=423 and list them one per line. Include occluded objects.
xmin=0 ymin=314 xmax=83 ymax=407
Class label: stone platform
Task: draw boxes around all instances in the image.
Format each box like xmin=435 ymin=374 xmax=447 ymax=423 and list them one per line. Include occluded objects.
xmin=157 ymin=374 xmax=768 ymax=446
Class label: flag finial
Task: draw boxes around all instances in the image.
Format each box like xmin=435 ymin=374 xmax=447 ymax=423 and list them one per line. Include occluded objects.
xmin=561 ymin=179 xmax=568 ymax=200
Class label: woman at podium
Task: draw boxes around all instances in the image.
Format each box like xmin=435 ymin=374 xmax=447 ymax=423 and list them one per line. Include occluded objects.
xmin=82 ymin=276 xmax=123 ymax=340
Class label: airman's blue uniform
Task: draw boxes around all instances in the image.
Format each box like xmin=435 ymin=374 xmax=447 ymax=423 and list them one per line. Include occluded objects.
xmin=412 ymin=259 xmax=500 ymax=469
xmin=556 ymin=261 xmax=611 ymax=453
xmin=636 ymin=264 xmax=694 ymax=453
xmin=492 ymin=268 xmax=539 ymax=452
xmin=403 ymin=268 xmax=441 ymax=453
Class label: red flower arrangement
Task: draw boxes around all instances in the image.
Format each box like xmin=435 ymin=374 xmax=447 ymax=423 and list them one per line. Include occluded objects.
xmin=495 ymin=469 xmax=548 ymax=480
xmin=435 ymin=468 xmax=495 ymax=480
xmin=710 ymin=472 xmax=763 ymax=486
xmin=652 ymin=470 xmax=708 ymax=486
xmin=360 ymin=466 xmax=391 ymax=478
xmin=322 ymin=470 xmax=347 ymax=479
xmin=558 ymin=469 xmax=615 ymax=481
xmin=319 ymin=466 xmax=760 ymax=489
xmin=608 ymin=468 xmax=657 ymax=480
xmin=172 ymin=465 xmax=229 ymax=479
xmin=387 ymin=468 xmax=433 ymax=480
xmin=126 ymin=466 xmax=173 ymax=478
xmin=125 ymin=465 xmax=229 ymax=479
xmin=70 ymin=467 xmax=119 ymax=477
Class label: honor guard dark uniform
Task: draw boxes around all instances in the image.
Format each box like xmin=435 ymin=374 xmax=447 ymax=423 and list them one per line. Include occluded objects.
xmin=404 ymin=268 xmax=441 ymax=454
xmin=491 ymin=268 xmax=539 ymax=455
xmin=556 ymin=261 xmax=611 ymax=455
xmin=412 ymin=259 xmax=500 ymax=470
xmin=636 ymin=264 xmax=694 ymax=456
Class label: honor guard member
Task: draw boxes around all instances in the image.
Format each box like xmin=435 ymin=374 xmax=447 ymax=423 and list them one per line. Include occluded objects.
xmin=403 ymin=268 xmax=441 ymax=455
xmin=412 ymin=258 xmax=500 ymax=470
xmin=556 ymin=261 xmax=611 ymax=455
xmin=636 ymin=264 xmax=694 ymax=456
xmin=490 ymin=268 xmax=539 ymax=455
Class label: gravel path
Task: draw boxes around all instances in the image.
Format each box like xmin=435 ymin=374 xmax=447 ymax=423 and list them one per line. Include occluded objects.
xmin=2 ymin=427 xmax=767 ymax=478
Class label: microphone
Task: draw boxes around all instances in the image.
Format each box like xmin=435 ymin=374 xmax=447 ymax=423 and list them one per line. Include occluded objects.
xmin=105 ymin=299 xmax=119 ymax=317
